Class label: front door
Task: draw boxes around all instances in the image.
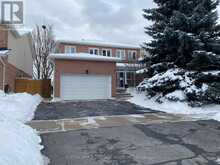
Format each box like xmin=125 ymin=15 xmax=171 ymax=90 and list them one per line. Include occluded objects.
xmin=117 ymin=72 xmax=125 ymax=88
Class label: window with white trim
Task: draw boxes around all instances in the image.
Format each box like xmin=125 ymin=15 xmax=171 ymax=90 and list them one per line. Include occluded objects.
xmin=64 ymin=46 xmax=76 ymax=53
xmin=102 ymin=49 xmax=112 ymax=57
xmin=116 ymin=49 xmax=126 ymax=60
xmin=89 ymin=48 xmax=99 ymax=55
xmin=128 ymin=50 xmax=137 ymax=61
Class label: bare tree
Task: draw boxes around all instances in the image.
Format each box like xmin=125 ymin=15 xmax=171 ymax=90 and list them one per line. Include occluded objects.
xmin=32 ymin=25 xmax=56 ymax=80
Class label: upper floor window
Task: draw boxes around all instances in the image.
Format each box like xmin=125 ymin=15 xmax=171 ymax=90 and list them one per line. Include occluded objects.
xmin=102 ymin=49 xmax=112 ymax=57
xmin=128 ymin=50 xmax=137 ymax=61
xmin=89 ymin=48 xmax=99 ymax=55
xmin=64 ymin=46 xmax=76 ymax=53
xmin=116 ymin=49 xmax=126 ymax=60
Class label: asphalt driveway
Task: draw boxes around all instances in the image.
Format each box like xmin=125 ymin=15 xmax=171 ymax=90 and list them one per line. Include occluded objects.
xmin=41 ymin=120 xmax=220 ymax=165
xmin=34 ymin=100 xmax=156 ymax=120
xmin=34 ymin=100 xmax=220 ymax=164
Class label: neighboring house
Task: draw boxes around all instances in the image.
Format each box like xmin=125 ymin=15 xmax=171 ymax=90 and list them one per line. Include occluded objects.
xmin=0 ymin=25 xmax=33 ymax=92
xmin=56 ymin=39 xmax=142 ymax=88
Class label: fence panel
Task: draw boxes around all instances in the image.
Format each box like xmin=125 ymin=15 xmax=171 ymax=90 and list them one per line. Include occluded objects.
xmin=15 ymin=79 xmax=52 ymax=98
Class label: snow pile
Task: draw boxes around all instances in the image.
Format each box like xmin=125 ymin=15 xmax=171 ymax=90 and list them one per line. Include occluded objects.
xmin=0 ymin=117 xmax=44 ymax=165
xmin=0 ymin=91 xmax=44 ymax=165
xmin=136 ymin=68 xmax=148 ymax=74
xmin=128 ymin=88 xmax=220 ymax=121
xmin=0 ymin=93 xmax=42 ymax=123
xmin=129 ymin=114 xmax=145 ymax=118
xmin=165 ymin=90 xmax=186 ymax=102
xmin=0 ymin=90 xmax=5 ymax=97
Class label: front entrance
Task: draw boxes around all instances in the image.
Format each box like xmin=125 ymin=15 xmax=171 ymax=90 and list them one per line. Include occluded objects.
xmin=117 ymin=71 xmax=136 ymax=88
xmin=117 ymin=72 xmax=125 ymax=88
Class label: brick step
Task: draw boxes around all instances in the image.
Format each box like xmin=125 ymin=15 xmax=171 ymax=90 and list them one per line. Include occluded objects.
xmin=116 ymin=92 xmax=132 ymax=96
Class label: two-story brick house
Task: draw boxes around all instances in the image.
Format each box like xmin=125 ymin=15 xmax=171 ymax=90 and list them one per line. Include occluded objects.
xmin=56 ymin=39 xmax=141 ymax=88
xmin=50 ymin=39 xmax=142 ymax=100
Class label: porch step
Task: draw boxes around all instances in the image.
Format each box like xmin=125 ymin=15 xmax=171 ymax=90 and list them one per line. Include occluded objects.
xmin=116 ymin=92 xmax=133 ymax=101
xmin=116 ymin=88 xmax=127 ymax=93
xmin=116 ymin=92 xmax=132 ymax=97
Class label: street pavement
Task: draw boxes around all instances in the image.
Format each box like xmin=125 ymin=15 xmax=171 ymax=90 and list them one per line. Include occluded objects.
xmin=39 ymin=119 xmax=220 ymax=165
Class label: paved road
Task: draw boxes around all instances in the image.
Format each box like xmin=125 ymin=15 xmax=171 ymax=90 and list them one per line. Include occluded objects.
xmin=34 ymin=100 xmax=156 ymax=120
xmin=41 ymin=120 xmax=220 ymax=165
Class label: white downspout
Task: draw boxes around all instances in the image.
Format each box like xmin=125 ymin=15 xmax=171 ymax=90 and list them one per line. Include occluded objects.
xmin=0 ymin=57 xmax=6 ymax=92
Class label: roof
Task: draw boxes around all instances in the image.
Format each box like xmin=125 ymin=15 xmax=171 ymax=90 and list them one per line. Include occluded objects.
xmin=0 ymin=49 xmax=10 ymax=57
xmin=57 ymin=39 xmax=141 ymax=49
xmin=49 ymin=53 xmax=121 ymax=62
xmin=0 ymin=24 xmax=31 ymax=38
xmin=116 ymin=63 xmax=140 ymax=68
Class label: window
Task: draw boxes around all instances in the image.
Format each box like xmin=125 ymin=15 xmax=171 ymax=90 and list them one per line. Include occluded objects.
xmin=102 ymin=49 xmax=112 ymax=57
xmin=116 ymin=49 xmax=126 ymax=60
xmin=64 ymin=46 xmax=76 ymax=53
xmin=132 ymin=51 xmax=137 ymax=60
xmin=128 ymin=50 xmax=137 ymax=61
xmin=89 ymin=48 xmax=99 ymax=55
xmin=128 ymin=51 xmax=132 ymax=60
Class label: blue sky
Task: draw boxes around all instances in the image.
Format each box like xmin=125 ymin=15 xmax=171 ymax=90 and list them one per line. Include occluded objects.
xmin=23 ymin=0 xmax=220 ymax=45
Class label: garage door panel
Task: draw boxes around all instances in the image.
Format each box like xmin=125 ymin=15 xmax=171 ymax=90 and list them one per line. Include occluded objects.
xmin=61 ymin=74 xmax=111 ymax=100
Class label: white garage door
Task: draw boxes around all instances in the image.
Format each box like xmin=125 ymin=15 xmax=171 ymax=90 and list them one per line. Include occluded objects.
xmin=61 ymin=74 xmax=112 ymax=100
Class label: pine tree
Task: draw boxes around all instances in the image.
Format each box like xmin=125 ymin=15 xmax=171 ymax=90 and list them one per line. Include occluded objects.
xmin=143 ymin=0 xmax=220 ymax=70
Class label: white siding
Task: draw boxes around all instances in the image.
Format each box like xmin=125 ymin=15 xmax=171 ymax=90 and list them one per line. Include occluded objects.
xmin=7 ymin=31 xmax=33 ymax=76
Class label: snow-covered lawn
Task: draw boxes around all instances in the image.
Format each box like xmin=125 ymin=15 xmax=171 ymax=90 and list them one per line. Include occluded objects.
xmin=128 ymin=88 xmax=220 ymax=122
xmin=0 ymin=91 xmax=44 ymax=165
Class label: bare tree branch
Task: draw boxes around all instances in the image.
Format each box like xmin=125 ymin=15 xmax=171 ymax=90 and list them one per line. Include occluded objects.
xmin=32 ymin=25 xmax=56 ymax=80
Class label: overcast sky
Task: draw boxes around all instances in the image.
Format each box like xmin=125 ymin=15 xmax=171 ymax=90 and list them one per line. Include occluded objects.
xmin=23 ymin=0 xmax=220 ymax=45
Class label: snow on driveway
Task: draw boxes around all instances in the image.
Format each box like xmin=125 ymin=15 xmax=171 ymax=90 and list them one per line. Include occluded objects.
xmin=0 ymin=91 xmax=44 ymax=165
xmin=128 ymin=88 xmax=220 ymax=122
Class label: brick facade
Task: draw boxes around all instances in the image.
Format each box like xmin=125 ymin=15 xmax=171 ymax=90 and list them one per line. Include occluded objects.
xmin=58 ymin=43 xmax=141 ymax=64
xmin=0 ymin=61 xmax=3 ymax=90
xmin=0 ymin=57 xmax=31 ymax=92
xmin=56 ymin=41 xmax=143 ymax=89
xmin=0 ymin=26 xmax=8 ymax=49
xmin=54 ymin=59 xmax=117 ymax=98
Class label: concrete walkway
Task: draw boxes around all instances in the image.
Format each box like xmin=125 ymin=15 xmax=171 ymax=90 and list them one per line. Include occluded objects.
xmin=29 ymin=113 xmax=193 ymax=134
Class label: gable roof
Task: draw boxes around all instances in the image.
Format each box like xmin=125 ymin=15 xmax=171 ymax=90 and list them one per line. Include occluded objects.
xmin=0 ymin=49 xmax=10 ymax=57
